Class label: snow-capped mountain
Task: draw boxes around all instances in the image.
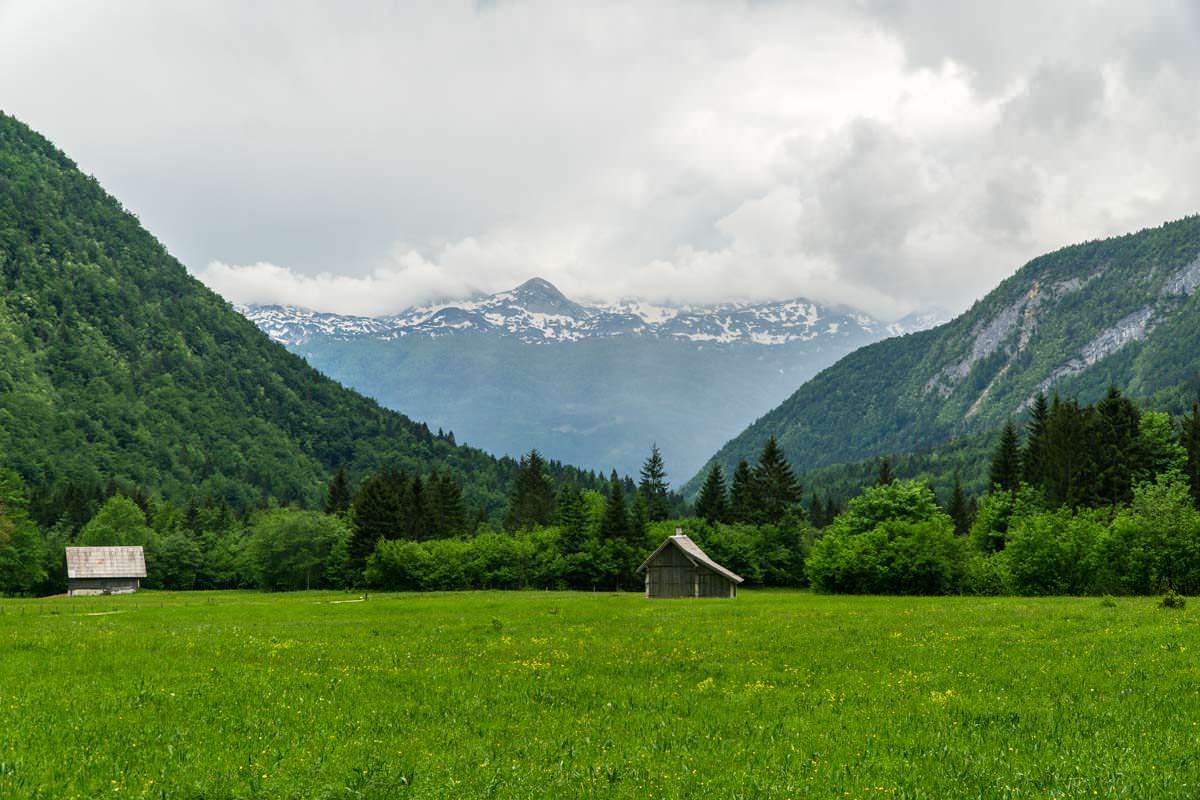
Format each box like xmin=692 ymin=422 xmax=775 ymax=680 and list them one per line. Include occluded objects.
xmin=243 ymin=277 xmax=946 ymax=348
xmin=239 ymin=278 xmax=947 ymax=478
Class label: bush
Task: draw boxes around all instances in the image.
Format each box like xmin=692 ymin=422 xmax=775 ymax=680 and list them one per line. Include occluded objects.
xmin=807 ymin=518 xmax=966 ymax=594
xmin=1004 ymin=509 xmax=1104 ymax=595
xmin=962 ymin=552 xmax=1012 ymax=596
xmin=1160 ymin=589 xmax=1186 ymax=609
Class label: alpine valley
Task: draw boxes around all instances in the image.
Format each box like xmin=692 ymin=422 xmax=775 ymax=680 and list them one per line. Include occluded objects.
xmin=242 ymin=282 xmax=946 ymax=478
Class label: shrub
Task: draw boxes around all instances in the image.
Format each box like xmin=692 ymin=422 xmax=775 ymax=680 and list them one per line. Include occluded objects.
xmin=1160 ymin=590 xmax=1186 ymax=610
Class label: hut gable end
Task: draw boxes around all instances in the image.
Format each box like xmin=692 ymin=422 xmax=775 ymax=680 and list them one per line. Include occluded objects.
xmin=637 ymin=532 xmax=743 ymax=599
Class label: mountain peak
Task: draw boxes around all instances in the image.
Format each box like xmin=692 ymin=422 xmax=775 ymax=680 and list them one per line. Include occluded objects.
xmin=513 ymin=276 xmax=564 ymax=297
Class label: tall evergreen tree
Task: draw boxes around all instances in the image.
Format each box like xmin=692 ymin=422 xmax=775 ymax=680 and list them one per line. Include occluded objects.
xmin=876 ymin=456 xmax=895 ymax=486
xmin=323 ymin=467 xmax=352 ymax=516
xmin=629 ymin=492 xmax=650 ymax=543
xmin=1182 ymin=401 xmax=1200 ymax=506
xmin=599 ymin=470 xmax=631 ymax=542
xmin=1022 ymin=392 xmax=1050 ymax=487
xmin=427 ymin=472 xmax=466 ymax=537
xmin=947 ymin=476 xmax=972 ymax=536
xmin=638 ymin=444 xmax=671 ymax=522
xmin=1095 ymin=385 xmax=1140 ymax=507
xmin=695 ymin=464 xmax=729 ymax=524
xmin=752 ymin=437 xmax=802 ymax=524
xmin=555 ymin=485 xmax=589 ymax=554
xmin=989 ymin=420 xmax=1022 ymax=492
xmin=348 ymin=468 xmax=405 ymax=576
xmin=1042 ymin=397 xmax=1099 ymax=508
xmin=729 ymin=460 xmax=754 ymax=523
xmin=503 ymin=450 xmax=556 ymax=531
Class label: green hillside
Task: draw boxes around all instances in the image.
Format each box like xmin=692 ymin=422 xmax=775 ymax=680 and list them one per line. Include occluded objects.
xmin=690 ymin=216 xmax=1200 ymax=493
xmin=0 ymin=112 xmax=577 ymax=514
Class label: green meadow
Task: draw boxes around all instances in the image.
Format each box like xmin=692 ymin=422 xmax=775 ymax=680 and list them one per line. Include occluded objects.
xmin=1 ymin=591 xmax=1197 ymax=799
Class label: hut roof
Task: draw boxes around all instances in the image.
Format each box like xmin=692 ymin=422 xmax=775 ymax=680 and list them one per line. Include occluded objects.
xmin=636 ymin=534 xmax=744 ymax=584
xmin=65 ymin=546 xmax=147 ymax=579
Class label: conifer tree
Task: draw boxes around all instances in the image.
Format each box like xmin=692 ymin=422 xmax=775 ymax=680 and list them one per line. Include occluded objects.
xmin=555 ymin=485 xmax=589 ymax=554
xmin=695 ymin=464 xmax=729 ymax=524
xmin=989 ymin=420 xmax=1021 ymax=493
xmin=1182 ymin=401 xmax=1200 ymax=506
xmin=427 ymin=472 xmax=466 ymax=537
xmin=599 ymin=470 xmax=631 ymax=542
xmin=638 ymin=444 xmax=671 ymax=522
xmin=729 ymin=460 xmax=754 ymax=523
xmin=503 ymin=450 xmax=556 ymax=531
xmin=629 ymin=492 xmax=650 ymax=542
xmin=323 ymin=468 xmax=352 ymax=516
xmin=752 ymin=437 xmax=802 ymax=524
xmin=947 ymin=476 xmax=971 ymax=536
xmin=876 ymin=456 xmax=895 ymax=486
xmin=1022 ymin=392 xmax=1050 ymax=487
xmin=1042 ymin=397 xmax=1099 ymax=508
xmin=1095 ymin=385 xmax=1140 ymax=507
xmin=348 ymin=468 xmax=405 ymax=576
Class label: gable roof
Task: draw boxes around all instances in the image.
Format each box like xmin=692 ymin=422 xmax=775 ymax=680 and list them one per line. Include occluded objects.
xmin=636 ymin=534 xmax=744 ymax=583
xmin=65 ymin=546 xmax=147 ymax=579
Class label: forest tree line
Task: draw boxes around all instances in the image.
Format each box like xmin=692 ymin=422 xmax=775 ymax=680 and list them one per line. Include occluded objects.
xmin=2 ymin=387 xmax=1200 ymax=596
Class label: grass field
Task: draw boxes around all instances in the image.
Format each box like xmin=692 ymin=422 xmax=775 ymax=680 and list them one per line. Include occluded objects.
xmin=1 ymin=590 xmax=1197 ymax=799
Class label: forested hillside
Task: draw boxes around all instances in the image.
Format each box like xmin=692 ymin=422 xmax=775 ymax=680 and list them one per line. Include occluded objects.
xmin=691 ymin=216 xmax=1200 ymax=493
xmin=0 ymin=112 xmax=594 ymax=517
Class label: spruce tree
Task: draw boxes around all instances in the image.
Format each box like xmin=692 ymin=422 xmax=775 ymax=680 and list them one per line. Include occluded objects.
xmin=1042 ymin=397 xmax=1099 ymax=508
xmin=555 ymin=485 xmax=589 ymax=554
xmin=503 ymin=450 xmax=556 ymax=531
xmin=876 ymin=456 xmax=894 ymax=486
xmin=638 ymin=444 xmax=671 ymax=522
xmin=947 ymin=476 xmax=971 ymax=536
xmin=323 ymin=466 xmax=351 ymax=515
xmin=348 ymin=468 xmax=405 ymax=576
xmin=599 ymin=470 xmax=631 ymax=542
xmin=1182 ymin=401 xmax=1200 ymax=506
xmin=752 ymin=437 xmax=802 ymax=524
xmin=729 ymin=460 xmax=754 ymax=523
xmin=1022 ymin=392 xmax=1050 ymax=487
xmin=427 ymin=472 xmax=466 ymax=537
xmin=629 ymin=492 xmax=650 ymax=542
xmin=695 ymin=464 xmax=729 ymax=524
xmin=989 ymin=420 xmax=1021 ymax=492
xmin=1095 ymin=385 xmax=1140 ymax=507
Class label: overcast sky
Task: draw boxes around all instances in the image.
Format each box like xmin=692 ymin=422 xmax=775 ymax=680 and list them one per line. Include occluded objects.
xmin=2 ymin=1 xmax=1198 ymax=318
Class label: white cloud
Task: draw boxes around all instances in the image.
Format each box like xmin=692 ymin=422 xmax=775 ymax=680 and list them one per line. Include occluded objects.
xmin=3 ymin=1 xmax=1199 ymax=319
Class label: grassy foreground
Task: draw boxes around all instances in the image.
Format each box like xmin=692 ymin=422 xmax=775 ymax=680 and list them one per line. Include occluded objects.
xmin=0 ymin=591 xmax=1197 ymax=799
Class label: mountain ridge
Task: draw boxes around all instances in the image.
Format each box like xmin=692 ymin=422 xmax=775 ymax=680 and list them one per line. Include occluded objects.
xmin=238 ymin=281 xmax=948 ymax=478
xmin=688 ymin=214 xmax=1200 ymax=494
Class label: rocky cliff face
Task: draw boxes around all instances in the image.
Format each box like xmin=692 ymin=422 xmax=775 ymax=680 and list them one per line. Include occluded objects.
xmin=690 ymin=215 xmax=1200 ymax=492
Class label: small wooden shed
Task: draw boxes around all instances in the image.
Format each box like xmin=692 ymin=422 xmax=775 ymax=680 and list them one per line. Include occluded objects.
xmin=65 ymin=546 xmax=147 ymax=596
xmin=637 ymin=530 xmax=744 ymax=599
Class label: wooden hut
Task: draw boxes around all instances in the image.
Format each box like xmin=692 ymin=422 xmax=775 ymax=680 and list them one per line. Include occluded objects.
xmin=65 ymin=546 xmax=147 ymax=596
xmin=637 ymin=529 xmax=743 ymax=598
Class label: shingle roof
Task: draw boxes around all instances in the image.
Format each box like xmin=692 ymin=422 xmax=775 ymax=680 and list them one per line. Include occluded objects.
xmin=636 ymin=534 xmax=744 ymax=583
xmin=65 ymin=546 xmax=147 ymax=579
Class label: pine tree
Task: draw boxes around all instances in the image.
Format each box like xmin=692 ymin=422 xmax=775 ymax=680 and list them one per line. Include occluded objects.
xmin=752 ymin=437 xmax=802 ymax=524
xmin=947 ymin=476 xmax=971 ymax=536
xmin=876 ymin=456 xmax=894 ymax=486
xmin=427 ymin=472 xmax=466 ymax=537
xmin=989 ymin=420 xmax=1021 ymax=492
xmin=695 ymin=464 xmax=729 ymax=524
xmin=323 ymin=467 xmax=352 ymax=516
xmin=629 ymin=492 xmax=650 ymax=543
xmin=1182 ymin=401 xmax=1200 ymax=506
xmin=1022 ymin=392 xmax=1050 ymax=487
xmin=638 ymin=444 xmax=671 ymax=522
xmin=729 ymin=460 xmax=754 ymax=523
xmin=503 ymin=450 xmax=556 ymax=531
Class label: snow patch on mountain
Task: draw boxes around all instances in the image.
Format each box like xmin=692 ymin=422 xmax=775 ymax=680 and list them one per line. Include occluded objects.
xmin=241 ymin=277 xmax=948 ymax=348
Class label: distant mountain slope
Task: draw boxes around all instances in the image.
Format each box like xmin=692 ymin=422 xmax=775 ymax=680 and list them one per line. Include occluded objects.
xmin=242 ymin=282 xmax=945 ymax=478
xmin=689 ymin=216 xmax=1200 ymax=493
xmin=0 ymin=111 xmax=551 ymax=513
